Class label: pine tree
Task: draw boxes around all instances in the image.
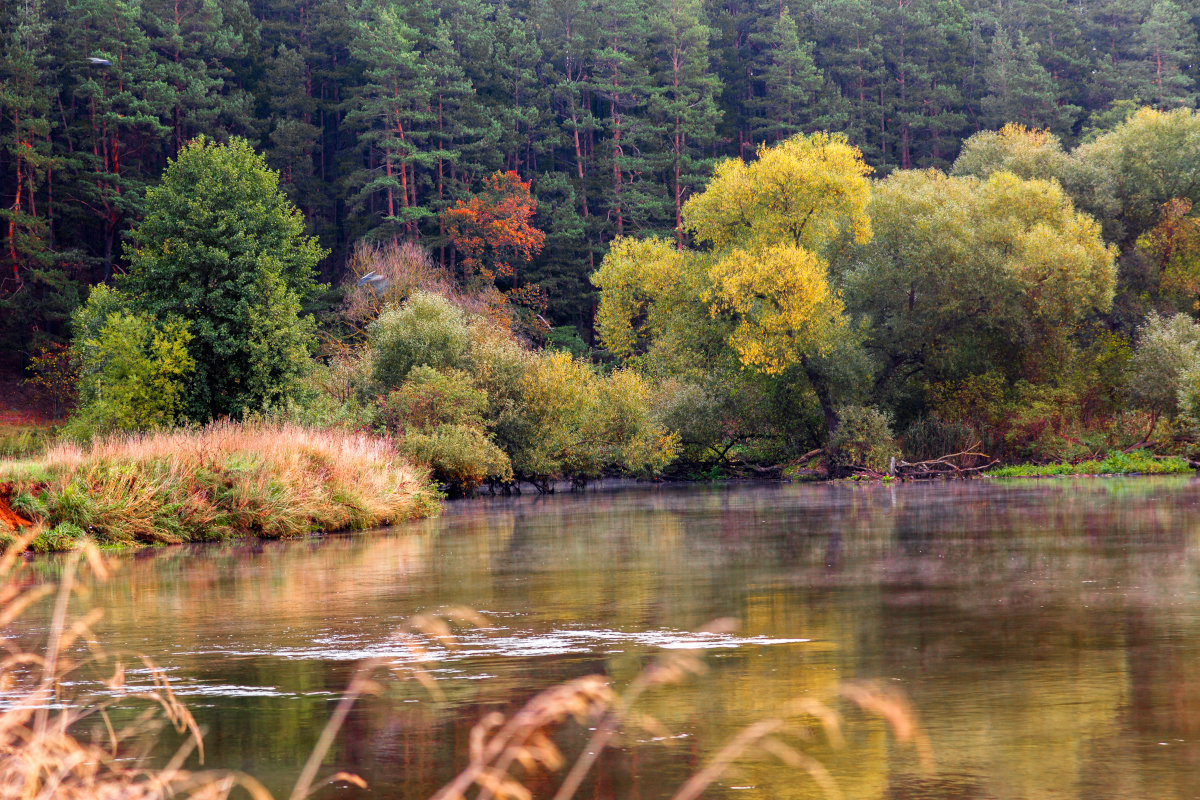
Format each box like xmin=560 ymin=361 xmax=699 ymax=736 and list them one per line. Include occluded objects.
xmin=344 ymin=0 xmax=433 ymax=243
xmin=0 ymin=0 xmax=80 ymax=352
xmin=266 ymin=45 xmax=320 ymax=203
xmin=140 ymin=0 xmax=258 ymax=156
xmin=647 ymin=0 xmax=722 ymax=243
xmin=806 ymin=0 xmax=888 ymax=164
xmin=744 ymin=8 xmax=824 ymax=147
xmin=60 ymin=0 xmax=170 ymax=281
xmin=982 ymin=27 xmax=1078 ymax=134
xmin=1135 ymin=0 xmax=1199 ymax=107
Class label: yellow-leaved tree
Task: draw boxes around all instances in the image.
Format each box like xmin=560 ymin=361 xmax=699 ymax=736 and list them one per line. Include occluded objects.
xmin=595 ymin=132 xmax=875 ymax=440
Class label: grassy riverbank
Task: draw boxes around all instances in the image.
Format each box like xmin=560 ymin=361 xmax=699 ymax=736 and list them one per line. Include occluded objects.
xmin=984 ymin=450 xmax=1194 ymax=478
xmin=0 ymin=422 xmax=440 ymax=551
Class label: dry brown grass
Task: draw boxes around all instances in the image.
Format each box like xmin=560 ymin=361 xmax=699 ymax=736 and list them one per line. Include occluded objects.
xmin=1 ymin=421 xmax=440 ymax=550
xmin=0 ymin=533 xmax=281 ymax=800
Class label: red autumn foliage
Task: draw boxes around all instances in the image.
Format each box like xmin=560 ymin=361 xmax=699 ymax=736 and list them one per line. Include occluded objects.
xmin=442 ymin=171 xmax=545 ymax=283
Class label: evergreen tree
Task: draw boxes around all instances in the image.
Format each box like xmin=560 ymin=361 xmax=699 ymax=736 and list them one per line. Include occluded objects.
xmin=744 ymin=8 xmax=824 ymax=147
xmin=982 ymin=27 xmax=1078 ymax=134
xmin=0 ymin=0 xmax=78 ymax=353
xmin=266 ymin=45 xmax=321 ymax=203
xmin=344 ymin=0 xmax=433 ymax=243
xmin=1135 ymin=0 xmax=1199 ymax=107
xmin=60 ymin=0 xmax=170 ymax=280
xmin=647 ymin=0 xmax=722 ymax=243
xmin=140 ymin=0 xmax=258 ymax=156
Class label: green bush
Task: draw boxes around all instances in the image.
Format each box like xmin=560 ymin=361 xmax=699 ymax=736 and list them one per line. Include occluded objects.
xmin=374 ymin=367 xmax=487 ymax=434
xmin=68 ymin=308 xmax=196 ymax=436
xmin=369 ymin=291 xmax=472 ymax=389
xmin=830 ymin=405 xmax=900 ymax=473
xmin=400 ymin=425 xmax=513 ymax=495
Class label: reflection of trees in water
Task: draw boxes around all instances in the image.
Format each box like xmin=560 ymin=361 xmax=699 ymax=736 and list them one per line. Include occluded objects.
xmin=16 ymin=477 xmax=1200 ymax=800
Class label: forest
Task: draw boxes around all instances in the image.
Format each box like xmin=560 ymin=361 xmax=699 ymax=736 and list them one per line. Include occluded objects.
xmin=6 ymin=0 xmax=1200 ymax=499
xmin=3 ymin=0 xmax=1199 ymax=345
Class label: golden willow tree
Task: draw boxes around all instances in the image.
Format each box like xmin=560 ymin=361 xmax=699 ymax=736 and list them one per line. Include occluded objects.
xmin=593 ymin=132 xmax=872 ymax=438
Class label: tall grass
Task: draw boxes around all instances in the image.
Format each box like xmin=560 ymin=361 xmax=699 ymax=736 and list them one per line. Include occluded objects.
xmin=0 ymin=421 xmax=441 ymax=551
xmin=0 ymin=423 xmax=54 ymax=459
xmin=0 ymin=533 xmax=278 ymax=799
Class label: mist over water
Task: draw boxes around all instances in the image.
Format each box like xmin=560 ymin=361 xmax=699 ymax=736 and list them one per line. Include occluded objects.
xmin=15 ymin=478 xmax=1200 ymax=800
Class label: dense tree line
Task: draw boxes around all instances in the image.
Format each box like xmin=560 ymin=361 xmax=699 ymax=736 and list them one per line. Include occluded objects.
xmin=3 ymin=0 xmax=1199 ymax=357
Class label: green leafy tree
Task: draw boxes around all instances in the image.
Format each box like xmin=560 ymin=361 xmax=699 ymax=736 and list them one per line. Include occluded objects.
xmin=1072 ymin=107 xmax=1200 ymax=245
xmin=69 ymin=294 xmax=196 ymax=434
xmin=951 ymin=123 xmax=1072 ymax=183
xmin=1126 ymin=311 xmax=1200 ymax=429
xmin=122 ymin=136 xmax=325 ymax=420
xmin=846 ymin=169 xmax=1117 ymax=400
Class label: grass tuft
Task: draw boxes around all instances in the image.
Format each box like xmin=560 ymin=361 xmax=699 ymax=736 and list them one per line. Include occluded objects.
xmin=0 ymin=421 xmax=441 ymax=549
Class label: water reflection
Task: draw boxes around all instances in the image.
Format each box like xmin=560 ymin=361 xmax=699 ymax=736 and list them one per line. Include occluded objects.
xmin=12 ymin=477 xmax=1200 ymax=799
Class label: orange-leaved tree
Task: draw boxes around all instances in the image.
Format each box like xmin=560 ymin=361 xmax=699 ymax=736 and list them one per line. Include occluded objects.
xmin=442 ymin=171 xmax=545 ymax=284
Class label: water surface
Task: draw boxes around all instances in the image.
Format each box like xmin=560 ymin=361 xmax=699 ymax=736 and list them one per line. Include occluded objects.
xmin=15 ymin=478 xmax=1200 ymax=800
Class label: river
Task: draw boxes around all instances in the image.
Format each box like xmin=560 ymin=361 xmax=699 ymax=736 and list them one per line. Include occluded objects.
xmin=14 ymin=477 xmax=1200 ymax=799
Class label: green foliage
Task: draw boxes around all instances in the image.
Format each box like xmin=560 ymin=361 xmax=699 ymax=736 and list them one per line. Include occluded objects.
xmin=369 ymin=291 xmax=472 ymax=389
xmin=123 ymin=136 xmax=326 ymax=421
xmin=545 ymin=326 xmax=590 ymax=358
xmin=829 ymin=405 xmax=900 ymax=473
xmin=68 ymin=308 xmax=195 ymax=436
xmin=1126 ymin=312 xmax=1200 ymax=424
xmin=400 ymin=426 xmax=513 ymax=495
xmin=1072 ymin=108 xmax=1200 ymax=245
xmin=951 ymin=124 xmax=1071 ymax=183
xmin=986 ymin=450 xmax=1192 ymax=477
xmin=848 ymin=169 xmax=1117 ymax=400
xmin=374 ymin=366 xmax=488 ymax=433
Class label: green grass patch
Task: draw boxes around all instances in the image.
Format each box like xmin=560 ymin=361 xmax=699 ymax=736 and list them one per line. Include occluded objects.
xmin=985 ymin=450 xmax=1193 ymax=478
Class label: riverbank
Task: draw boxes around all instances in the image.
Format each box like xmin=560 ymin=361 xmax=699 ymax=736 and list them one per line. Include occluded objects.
xmin=0 ymin=422 xmax=441 ymax=551
xmin=982 ymin=450 xmax=1195 ymax=478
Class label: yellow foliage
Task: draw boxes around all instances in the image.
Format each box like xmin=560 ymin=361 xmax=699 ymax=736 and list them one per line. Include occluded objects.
xmin=707 ymin=246 xmax=845 ymax=375
xmin=682 ymin=131 xmax=873 ymax=255
xmin=592 ymin=237 xmax=692 ymax=359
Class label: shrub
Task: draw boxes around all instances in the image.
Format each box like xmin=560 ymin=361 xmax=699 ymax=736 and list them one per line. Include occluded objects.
xmin=369 ymin=291 xmax=472 ymax=389
xmin=374 ymin=367 xmax=488 ymax=434
xmin=830 ymin=405 xmax=900 ymax=473
xmin=400 ymin=425 xmax=513 ymax=495
xmin=68 ymin=309 xmax=196 ymax=436
xmin=514 ymin=352 xmax=678 ymax=485
xmin=1126 ymin=312 xmax=1200 ymax=425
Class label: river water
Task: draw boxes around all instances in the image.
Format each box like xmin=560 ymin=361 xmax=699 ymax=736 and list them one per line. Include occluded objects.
xmin=15 ymin=478 xmax=1200 ymax=799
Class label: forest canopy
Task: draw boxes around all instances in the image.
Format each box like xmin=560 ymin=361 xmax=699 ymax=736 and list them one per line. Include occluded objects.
xmin=5 ymin=0 xmax=1200 ymax=354
xmin=7 ymin=0 xmax=1200 ymax=483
